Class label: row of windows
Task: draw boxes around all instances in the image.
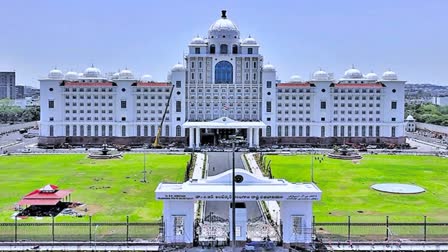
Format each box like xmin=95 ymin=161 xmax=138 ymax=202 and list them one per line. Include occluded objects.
xmin=334 ymin=103 xmax=380 ymax=108
xmin=334 ymin=110 xmax=381 ymax=114
xmin=65 ymin=95 xmax=114 ymax=100
xmin=65 ymin=102 xmax=114 ymax=107
xmin=278 ymin=89 xmax=311 ymax=93
xmin=190 ymin=103 xmax=258 ymax=107
xmin=334 ymin=96 xmax=380 ymax=101
xmin=333 ymin=89 xmax=381 ymax=93
xmin=64 ymin=87 xmax=114 ymax=92
xmin=189 ymin=110 xmax=258 ymax=114
xmin=271 ymin=125 xmax=397 ymax=138
xmin=278 ymin=96 xmax=311 ymax=100
xmin=190 ymin=88 xmax=259 ymax=93
xmin=190 ymin=95 xmax=259 ymax=100
xmin=278 ymin=103 xmax=311 ymax=107
xmin=277 ymin=118 xmax=311 ymax=122
xmin=136 ymin=103 xmax=166 ymax=107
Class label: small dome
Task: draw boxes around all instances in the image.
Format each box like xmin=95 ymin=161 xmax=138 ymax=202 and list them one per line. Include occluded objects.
xmin=289 ymin=75 xmax=302 ymax=83
xmin=48 ymin=68 xmax=64 ymax=79
xmin=65 ymin=71 xmax=78 ymax=81
xmin=111 ymin=72 xmax=120 ymax=79
xmin=406 ymin=115 xmax=415 ymax=121
xmin=84 ymin=65 xmax=101 ymax=78
xmin=263 ymin=64 xmax=276 ymax=72
xmin=191 ymin=36 xmax=205 ymax=44
xmin=344 ymin=66 xmax=363 ymax=79
xmin=118 ymin=68 xmax=134 ymax=79
xmin=78 ymin=73 xmax=84 ymax=77
xmin=172 ymin=63 xmax=186 ymax=72
xmin=141 ymin=74 xmax=153 ymax=82
xmin=382 ymin=70 xmax=398 ymax=80
xmin=365 ymin=72 xmax=379 ymax=81
xmin=242 ymin=36 xmax=257 ymax=45
xmin=313 ymin=69 xmax=329 ymax=81
xmin=208 ymin=10 xmax=240 ymax=39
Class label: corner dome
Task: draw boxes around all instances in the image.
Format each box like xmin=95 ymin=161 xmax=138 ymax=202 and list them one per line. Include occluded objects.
xmin=65 ymin=71 xmax=78 ymax=81
xmin=118 ymin=69 xmax=134 ymax=79
xmin=84 ymin=65 xmax=101 ymax=78
xmin=208 ymin=10 xmax=240 ymax=39
xmin=191 ymin=36 xmax=205 ymax=44
xmin=313 ymin=69 xmax=329 ymax=81
xmin=141 ymin=74 xmax=153 ymax=82
xmin=242 ymin=35 xmax=257 ymax=45
xmin=365 ymin=72 xmax=379 ymax=81
xmin=289 ymin=75 xmax=302 ymax=83
xmin=48 ymin=68 xmax=64 ymax=79
xmin=382 ymin=70 xmax=398 ymax=80
xmin=406 ymin=115 xmax=415 ymax=121
xmin=262 ymin=64 xmax=276 ymax=72
xmin=344 ymin=66 xmax=363 ymax=79
xmin=172 ymin=63 xmax=186 ymax=72
xmin=111 ymin=72 xmax=120 ymax=79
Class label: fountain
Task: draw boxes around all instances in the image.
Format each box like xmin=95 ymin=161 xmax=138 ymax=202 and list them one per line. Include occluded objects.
xmin=327 ymin=144 xmax=362 ymax=160
xmin=88 ymin=143 xmax=123 ymax=159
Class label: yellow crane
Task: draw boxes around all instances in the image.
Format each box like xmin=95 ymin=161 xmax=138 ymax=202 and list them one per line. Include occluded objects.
xmin=152 ymin=85 xmax=175 ymax=148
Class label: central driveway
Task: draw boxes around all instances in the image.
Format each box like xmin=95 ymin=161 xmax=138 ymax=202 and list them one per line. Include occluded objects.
xmin=204 ymin=152 xmax=263 ymax=222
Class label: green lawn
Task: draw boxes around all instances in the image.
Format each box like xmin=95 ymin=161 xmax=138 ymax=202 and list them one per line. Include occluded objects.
xmin=267 ymin=154 xmax=448 ymax=222
xmin=0 ymin=153 xmax=189 ymax=222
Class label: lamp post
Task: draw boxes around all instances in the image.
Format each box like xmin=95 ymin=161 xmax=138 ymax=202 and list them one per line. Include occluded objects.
xmin=229 ymin=134 xmax=237 ymax=251
xmin=311 ymin=149 xmax=315 ymax=183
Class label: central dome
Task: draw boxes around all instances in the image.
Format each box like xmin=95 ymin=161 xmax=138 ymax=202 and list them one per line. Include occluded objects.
xmin=344 ymin=67 xmax=363 ymax=79
xmin=208 ymin=10 xmax=240 ymax=39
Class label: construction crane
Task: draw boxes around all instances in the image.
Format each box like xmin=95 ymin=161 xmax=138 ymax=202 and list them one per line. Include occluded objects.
xmin=152 ymin=85 xmax=175 ymax=148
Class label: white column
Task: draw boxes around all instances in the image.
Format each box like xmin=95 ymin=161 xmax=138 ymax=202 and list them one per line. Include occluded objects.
xmin=189 ymin=128 xmax=194 ymax=148
xmin=254 ymin=128 xmax=259 ymax=147
xmin=248 ymin=127 xmax=253 ymax=147
xmin=195 ymin=127 xmax=200 ymax=147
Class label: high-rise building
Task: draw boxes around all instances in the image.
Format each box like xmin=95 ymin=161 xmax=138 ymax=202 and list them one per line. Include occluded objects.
xmin=15 ymin=85 xmax=25 ymax=99
xmin=0 ymin=71 xmax=16 ymax=99
xmin=38 ymin=11 xmax=406 ymax=147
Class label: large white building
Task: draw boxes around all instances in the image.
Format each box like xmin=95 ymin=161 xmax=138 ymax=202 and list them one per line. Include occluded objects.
xmin=39 ymin=10 xmax=406 ymax=147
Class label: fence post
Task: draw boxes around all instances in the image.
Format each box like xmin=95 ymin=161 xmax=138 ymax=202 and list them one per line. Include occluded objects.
xmin=386 ymin=216 xmax=389 ymax=241
xmin=312 ymin=215 xmax=316 ymax=235
xmin=424 ymin=216 xmax=427 ymax=241
xmin=347 ymin=216 xmax=351 ymax=241
xmin=126 ymin=215 xmax=129 ymax=242
xmin=14 ymin=216 xmax=17 ymax=242
xmin=89 ymin=215 xmax=92 ymax=242
xmin=52 ymin=215 xmax=55 ymax=242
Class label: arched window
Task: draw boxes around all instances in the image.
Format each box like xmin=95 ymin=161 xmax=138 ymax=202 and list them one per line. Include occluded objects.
xmin=80 ymin=125 xmax=84 ymax=136
xmin=321 ymin=126 xmax=325 ymax=137
xmin=65 ymin=125 xmax=70 ymax=136
xmin=285 ymin=126 xmax=289 ymax=137
xmin=72 ymin=125 xmax=77 ymax=136
xmin=87 ymin=125 xmax=92 ymax=136
xmin=137 ymin=125 xmax=141 ymax=136
xmin=144 ymin=125 xmax=148 ymax=136
xmin=278 ymin=126 xmax=282 ymax=137
xmin=333 ymin=126 xmax=338 ymax=137
xmin=362 ymin=126 xmax=366 ymax=137
xmin=151 ymin=125 xmax=155 ymax=136
xmin=101 ymin=125 xmax=106 ymax=136
xmin=215 ymin=61 xmax=233 ymax=84
xmin=49 ymin=125 xmax=54 ymax=137
xmin=306 ymin=126 xmax=310 ymax=136
xmin=94 ymin=125 xmax=99 ymax=136
xmin=376 ymin=126 xmax=380 ymax=137
xmin=354 ymin=126 xmax=359 ymax=137
xmin=292 ymin=126 xmax=296 ymax=136
xmin=165 ymin=125 xmax=170 ymax=136
xmin=121 ymin=125 xmax=126 ymax=136
xmin=176 ymin=126 xmax=181 ymax=136
xmin=220 ymin=44 xmax=228 ymax=54
xmin=391 ymin=126 xmax=396 ymax=137
xmin=210 ymin=44 xmax=215 ymax=54
xmin=348 ymin=126 xmax=352 ymax=137
xmin=108 ymin=125 xmax=113 ymax=136
xmin=340 ymin=126 xmax=345 ymax=137
xmin=299 ymin=126 xmax=303 ymax=136
xmin=266 ymin=126 xmax=271 ymax=137
xmin=369 ymin=126 xmax=373 ymax=137
xmin=232 ymin=45 xmax=238 ymax=54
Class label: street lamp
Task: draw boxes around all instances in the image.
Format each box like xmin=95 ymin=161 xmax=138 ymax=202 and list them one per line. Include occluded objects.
xmin=229 ymin=134 xmax=237 ymax=251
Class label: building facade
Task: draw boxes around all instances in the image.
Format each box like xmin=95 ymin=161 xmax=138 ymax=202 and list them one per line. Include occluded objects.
xmin=0 ymin=71 xmax=16 ymax=99
xmin=39 ymin=11 xmax=406 ymax=147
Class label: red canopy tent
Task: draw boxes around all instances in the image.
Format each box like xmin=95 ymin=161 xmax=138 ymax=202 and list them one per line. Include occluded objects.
xmin=18 ymin=184 xmax=73 ymax=206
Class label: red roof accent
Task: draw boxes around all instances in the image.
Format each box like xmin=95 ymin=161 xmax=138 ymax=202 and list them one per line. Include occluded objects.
xmin=65 ymin=82 xmax=114 ymax=87
xmin=335 ymin=83 xmax=383 ymax=88
xmin=18 ymin=199 xmax=60 ymax=206
xmin=277 ymin=83 xmax=311 ymax=88
xmin=135 ymin=82 xmax=171 ymax=87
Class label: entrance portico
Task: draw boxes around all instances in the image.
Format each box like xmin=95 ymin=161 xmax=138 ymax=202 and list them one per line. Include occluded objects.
xmin=182 ymin=117 xmax=266 ymax=148
xmin=155 ymin=169 xmax=322 ymax=246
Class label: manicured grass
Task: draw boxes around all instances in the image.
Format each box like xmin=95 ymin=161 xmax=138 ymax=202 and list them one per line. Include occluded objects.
xmin=0 ymin=154 xmax=189 ymax=222
xmin=267 ymin=154 xmax=448 ymax=222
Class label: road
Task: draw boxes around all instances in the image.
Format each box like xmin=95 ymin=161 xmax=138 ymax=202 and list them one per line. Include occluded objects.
xmin=204 ymin=152 xmax=263 ymax=222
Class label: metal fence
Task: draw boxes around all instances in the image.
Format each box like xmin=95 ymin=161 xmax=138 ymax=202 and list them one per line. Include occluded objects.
xmin=315 ymin=217 xmax=448 ymax=242
xmin=0 ymin=216 xmax=163 ymax=242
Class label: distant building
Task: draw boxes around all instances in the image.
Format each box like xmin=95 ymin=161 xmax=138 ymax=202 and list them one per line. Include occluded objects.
xmin=15 ymin=85 xmax=25 ymax=99
xmin=405 ymin=115 xmax=416 ymax=132
xmin=432 ymin=96 xmax=448 ymax=106
xmin=24 ymin=86 xmax=40 ymax=98
xmin=38 ymin=10 xmax=407 ymax=147
xmin=0 ymin=71 xmax=16 ymax=99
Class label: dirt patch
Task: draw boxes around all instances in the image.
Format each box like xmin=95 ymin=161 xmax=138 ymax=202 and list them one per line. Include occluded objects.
xmin=74 ymin=204 xmax=103 ymax=215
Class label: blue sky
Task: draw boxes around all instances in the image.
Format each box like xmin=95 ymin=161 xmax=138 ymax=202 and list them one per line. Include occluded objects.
xmin=0 ymin=0 xmax=447 ymax=87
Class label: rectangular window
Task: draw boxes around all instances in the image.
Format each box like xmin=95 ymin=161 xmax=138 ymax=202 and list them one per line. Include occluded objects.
xmin=248 ymin=48 xmax=253 ymax=54
xmin=266 ymin=101 xmax=272 ymax=112
xmin=320 ymin=101 xmax=326 ymax=109
xmin=392 ymin=117 xmax=396 ymax=121
xmin=176 ymin=81 xmax=181 ymax=88
xmin=267 ymin=81 xmax=272 ymax=88
xmin=121 ymin=100 xmax=127 ymax=109
xmin=195 ymin=47 xmax=200 ymax=54
xmin=391 ymin=101 xmax=397 ymax=109
xmin=48 ymin=100 xmax=54 ymax=108
xmin=176 ymin=101 xmax=182 ymax=112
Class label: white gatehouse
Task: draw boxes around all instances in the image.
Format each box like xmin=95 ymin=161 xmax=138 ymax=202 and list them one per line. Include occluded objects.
xmin=155 ymin=169 xmax=322 ymax=246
